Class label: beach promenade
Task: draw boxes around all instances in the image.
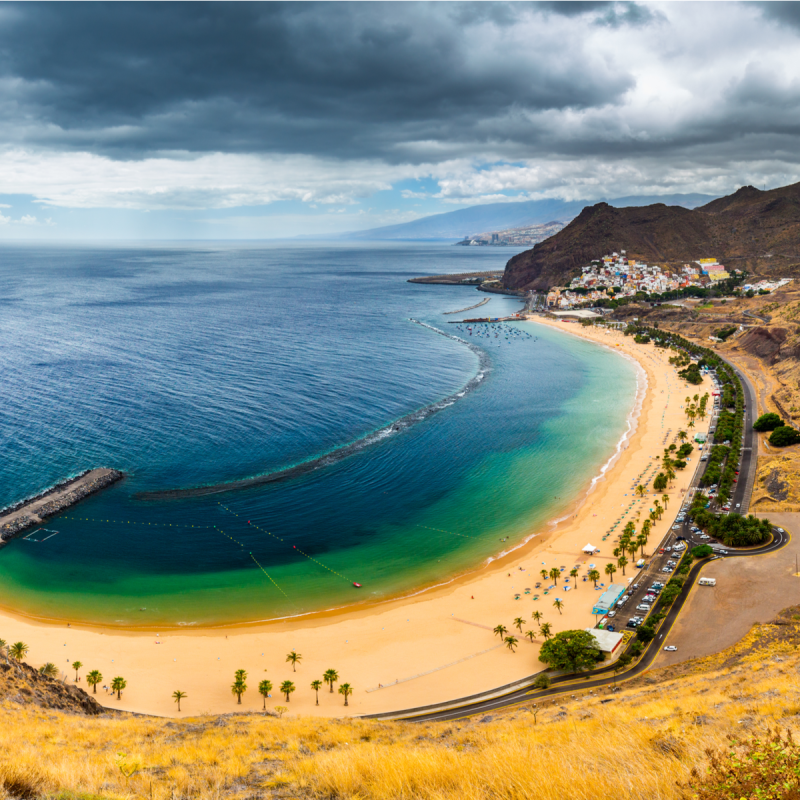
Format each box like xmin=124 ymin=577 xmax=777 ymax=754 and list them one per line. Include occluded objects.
xmin=0 ymin=325 xmax=711 ymax=718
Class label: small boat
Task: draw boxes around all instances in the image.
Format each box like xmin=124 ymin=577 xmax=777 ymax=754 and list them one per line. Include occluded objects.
xmin=353 ymin=582 xmax=362 ymax=588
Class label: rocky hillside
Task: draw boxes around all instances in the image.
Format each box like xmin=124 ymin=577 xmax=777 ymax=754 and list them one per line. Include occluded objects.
xmin=504 ymin=182 xmax=800 ymax=290
xmin=0 ymin=659 xmax=104 ymax=714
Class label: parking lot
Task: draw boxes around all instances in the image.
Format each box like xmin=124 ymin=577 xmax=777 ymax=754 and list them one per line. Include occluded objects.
xmin=595 ymin=368 xmax=748 ymax=636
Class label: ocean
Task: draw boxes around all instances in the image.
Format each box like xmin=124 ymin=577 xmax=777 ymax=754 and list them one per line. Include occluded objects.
xmin=0 ymin=241 xmax=638 ymax=626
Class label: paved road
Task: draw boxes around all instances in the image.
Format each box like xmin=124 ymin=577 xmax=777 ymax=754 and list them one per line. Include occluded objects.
xmin=730 ymin=364 xmax=757 ymax=512
xmin=363 ymin=353 xmax=767 ymax=723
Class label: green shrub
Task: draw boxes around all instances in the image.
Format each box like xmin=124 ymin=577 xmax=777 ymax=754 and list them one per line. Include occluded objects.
xmin=691 ymin=544 xmax=714 ymax=559
xmin=769 ymin=426 xmax=800 ymax=447
xmin=753 ymin=412 xmax=782 ymax=432
xmin=532 ymin=673 xmax=551 ymax=690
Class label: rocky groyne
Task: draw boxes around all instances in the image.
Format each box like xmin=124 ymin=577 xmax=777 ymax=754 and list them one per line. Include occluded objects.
xmin=0 ymin=468 xmax=124 ymax=541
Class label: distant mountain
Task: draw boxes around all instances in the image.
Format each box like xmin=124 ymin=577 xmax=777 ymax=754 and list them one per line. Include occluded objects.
xmin=340 ymin=194 xmax=718 ymax=240
xmin=503 ymin=182 xmax=800 ymax=291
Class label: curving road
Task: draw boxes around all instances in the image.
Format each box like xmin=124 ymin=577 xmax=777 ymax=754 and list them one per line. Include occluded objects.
xmin=363 ymin=352 xmax=775 ymax=723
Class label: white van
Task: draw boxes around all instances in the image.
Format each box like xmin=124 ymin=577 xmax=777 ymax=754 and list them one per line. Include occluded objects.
xmin=699 ymin=577 xmax=716 ymax=586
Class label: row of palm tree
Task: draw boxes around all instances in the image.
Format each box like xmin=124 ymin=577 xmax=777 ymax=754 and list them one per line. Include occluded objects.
xmin=229 ymin=667 xmax=353 ymax=709
xmin=493 ymin=612 xmax=556 ymax=653
xmin=0 ymin=641 xmax=127 ymax=700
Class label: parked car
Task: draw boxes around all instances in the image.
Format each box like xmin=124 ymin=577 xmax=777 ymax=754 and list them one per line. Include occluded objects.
xmin=636 ymin=603 xmax=652 ymax=612
xmin=607 ymin=610 xmax=616 ymax=617
xmin=663 ymin=645 xmax=678 ymax=652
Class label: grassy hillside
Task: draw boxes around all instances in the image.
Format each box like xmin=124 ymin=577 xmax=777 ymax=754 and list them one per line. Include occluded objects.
xmin=3 ymin=609 xmax=800 ymax=799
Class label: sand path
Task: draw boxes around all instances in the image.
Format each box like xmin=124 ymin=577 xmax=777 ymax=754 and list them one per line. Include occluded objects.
xmin=0 ymin=321 xmax=711 ymax=718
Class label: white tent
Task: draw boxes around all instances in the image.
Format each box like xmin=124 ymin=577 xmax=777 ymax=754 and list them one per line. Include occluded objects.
xmin=582 ymin=543 xmax=597 ymax=554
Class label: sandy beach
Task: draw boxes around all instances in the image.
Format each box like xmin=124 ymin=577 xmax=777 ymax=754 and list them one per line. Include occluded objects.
xmin=0 ymin=320 xmax=711 ymax=718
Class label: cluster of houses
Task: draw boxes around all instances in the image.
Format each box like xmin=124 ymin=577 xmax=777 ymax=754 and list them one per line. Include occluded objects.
xmin=741 ymin=278 xmax=793 ymax=293
xmin=544 ymin=252 xmax=743 ymax=309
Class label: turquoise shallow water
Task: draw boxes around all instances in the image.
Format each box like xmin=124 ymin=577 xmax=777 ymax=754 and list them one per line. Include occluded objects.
xmin=0 ymin=242 xmax=637 ymax=626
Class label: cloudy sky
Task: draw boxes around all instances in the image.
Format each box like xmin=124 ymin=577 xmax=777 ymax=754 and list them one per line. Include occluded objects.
xmin=1 ymin=1 xmax=800 ymax=239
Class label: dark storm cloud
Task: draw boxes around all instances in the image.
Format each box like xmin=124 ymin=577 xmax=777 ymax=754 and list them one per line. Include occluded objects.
xmin=758 ymin=1 xmax=800 ymax=30
xmin=0 ymin=1 xmax=639 ymax=161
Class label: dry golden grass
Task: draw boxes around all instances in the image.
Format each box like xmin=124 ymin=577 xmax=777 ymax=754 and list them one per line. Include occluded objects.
xmin=1 ymin=621 xmax=800 ymax=800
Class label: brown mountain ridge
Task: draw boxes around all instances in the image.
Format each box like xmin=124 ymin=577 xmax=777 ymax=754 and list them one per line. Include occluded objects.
xmin=503 ymin=182 xmax=800 ymax=290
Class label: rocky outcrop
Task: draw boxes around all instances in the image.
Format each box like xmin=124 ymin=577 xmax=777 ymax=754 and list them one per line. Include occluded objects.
xmin=0 ymin=661 xmax=105 ymax=715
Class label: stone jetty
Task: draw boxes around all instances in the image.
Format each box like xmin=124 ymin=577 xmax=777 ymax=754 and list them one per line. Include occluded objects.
xmin=0 ymin=468 xmax=124 ymax=541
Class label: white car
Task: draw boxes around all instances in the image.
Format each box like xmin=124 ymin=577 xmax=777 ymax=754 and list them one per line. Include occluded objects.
xmin=663 ymin=645 xmax=677 ymax=652
xmin=607 ymin=611 xmax=616 ymax=617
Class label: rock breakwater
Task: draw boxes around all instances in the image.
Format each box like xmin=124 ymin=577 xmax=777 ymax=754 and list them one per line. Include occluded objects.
xmin=0 ymin=468 xmax=124 ymax=541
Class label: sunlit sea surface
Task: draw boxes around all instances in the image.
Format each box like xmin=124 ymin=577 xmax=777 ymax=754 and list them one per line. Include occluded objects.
xmin=0 ymin=241 xmax=637 ymax=626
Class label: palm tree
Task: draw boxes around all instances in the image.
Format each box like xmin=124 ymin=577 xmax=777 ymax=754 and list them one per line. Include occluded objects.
xmin=540 ymin=622 xmax=553 ymax=640
xmin=666 ymin=467 xmax=676 ymax=486
xmin=678 ymin=430 xmax=687 ymax=443
xmin=636 ymin=533 xmax=647 ymax=557
xmin=540 ymin=569 xmax=548 ymax=581
xmin=231 ymin=679 xmax=247 ymax=704
xmin=513 ymin=617 xmax=525 ymax=633
xmin=617 ymin=555 xmax=628 ymax=576
xmin=72 ymin=660 xmax=83 ymax=682
xmin=525 ymin=630 xmax=536 ymax=643
xmin=504 ymin=636 xmax=519 ymax=652
xmin=311 ymin=679 xmax=322 ymax=705
xmin=280 ymin=680 xmax=296 ymax=702
xmin=338 ymin=683 xmax=353 ymax=706
xmin=286 ymin=650 xmax=302 ymax=672
xmin=531 ymin=610 xmax=543 ymax=626
xmin=323 ymin=669 xmax=339 ymax=693
xmin=39 ymin=662 xmax=58 ymax=678
xmin=570 ymin=568 xmax=579 ymax=587
xmin=86 ymin=670 xmax=102 ymax=694
xmin=549 ymin=567 xmax=560 ymax=584
xmin=493 ymin=624 xmax=508 ymax=641
xmin=605 ymin=563 xmax=617 ymax=582
xmin=662 ymin=494 xmax=669 ymax=509
xmin=588 ymin=569 xmax=600 ymax=587
xmin=635 ymin=484 xmax=645 ymax=497
xmin=613 ymin=546 xmax=621 ymax=560
xmin=111 ymin=676 xmax=126 ymax=700
xmin=259 ymin=680 xmax=272 ymax=709
xmin=9 ymin=642 xmax=28 ymax=663
xmin=235 ymin=668 xmax=247 ymax=682
xmin=172 ymin=690 xmax=186 ymax=712
xmin=553 ymin=598 xmax=564 ymax=615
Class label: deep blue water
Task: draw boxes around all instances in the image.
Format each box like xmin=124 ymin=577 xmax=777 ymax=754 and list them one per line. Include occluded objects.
xmin=0 ymin=242 xmax=637 ymax=625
